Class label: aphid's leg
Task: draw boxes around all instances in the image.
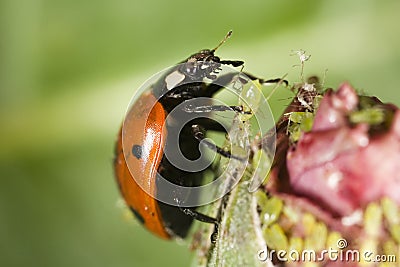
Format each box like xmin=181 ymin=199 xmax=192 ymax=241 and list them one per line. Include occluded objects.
xmin=191 ymin=124 xmax=246 ymax=162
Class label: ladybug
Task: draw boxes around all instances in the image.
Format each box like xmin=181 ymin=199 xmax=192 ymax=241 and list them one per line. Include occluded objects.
xmin=114 ymin=31 xmax=285 ymax=239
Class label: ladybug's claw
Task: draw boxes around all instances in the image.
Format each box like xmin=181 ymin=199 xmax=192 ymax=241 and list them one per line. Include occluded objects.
xmin=191 ymin=124 xmax=247 ymax=162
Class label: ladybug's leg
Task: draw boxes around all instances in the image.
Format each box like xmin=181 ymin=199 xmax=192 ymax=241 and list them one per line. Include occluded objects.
xmin=201 ymin=72 xmax=237 ymax=97
xmin=180 ymin=207 xmax=220 ymax=243
xmin=184 ymin=104 xmax=251 ymax=115
xmin=173 ymin=194 xmax=220 ymax=242
xmin=219 ymin=60 xmax=244 ymax=67
xmin=191 ymin=124 xmax=246 ymax=161
xmin=242 ymin=72 xmax=289 ymax=87
xmin=189 ymin=117 xmax=226 ymax=133
xmin=180 ymin=208 xmax=217 ymax=224
xmin=202 ymin=71 xmax=288 ymax=98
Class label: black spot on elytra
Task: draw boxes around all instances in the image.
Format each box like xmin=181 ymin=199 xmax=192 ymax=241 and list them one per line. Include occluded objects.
xmin=132 ymin=145 xmax=142 ymax=159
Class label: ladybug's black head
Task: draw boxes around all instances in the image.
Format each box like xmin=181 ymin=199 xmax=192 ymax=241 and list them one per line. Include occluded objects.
xmin=179 ymin=31 xmax=234 ymax=80
xmin=188 ymin=49 xmax=219 ymax=62
xmin=180 ymin=50 xmax=221 ymax=80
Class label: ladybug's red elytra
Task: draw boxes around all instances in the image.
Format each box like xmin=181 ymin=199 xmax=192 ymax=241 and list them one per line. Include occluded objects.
xmin=115 ymin=92 xmax=170 ymax=238
xmin=114 ymin=31 xmax=285 ymax=239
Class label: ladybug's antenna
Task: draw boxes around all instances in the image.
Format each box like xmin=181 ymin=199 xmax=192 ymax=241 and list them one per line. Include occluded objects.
xmin=212 ymin=30 xmax=233 ymax=52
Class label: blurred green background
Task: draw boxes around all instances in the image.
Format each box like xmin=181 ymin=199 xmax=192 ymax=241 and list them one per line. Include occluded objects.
xmin=1 ymin=1 xmax=399 ymax=266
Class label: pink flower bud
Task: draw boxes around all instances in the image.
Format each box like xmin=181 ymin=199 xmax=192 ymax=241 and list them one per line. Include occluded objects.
xmin=286 ymin=83 xmax=400 ymax=216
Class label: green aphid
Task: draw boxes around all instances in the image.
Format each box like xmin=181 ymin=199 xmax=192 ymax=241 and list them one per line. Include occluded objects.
xmin=255 ymin=190 xmax=269 ymax=210
xmin=302 ymin=213 xmax=316 ymax=237
xmin=381 ymin=197 xmax=400 ymax=226
xmin=389 ymin=224 xmax=400 ymax=245
xmin=326 ymin=231 xmax=343 ymax=250
xmin=304 ymin=222 xmax=327 ymax=251
xmin=288 ymin=123 xmax=302 ymax=143
xmin=282 ymin=205 xmax=300 ymax=225
xmin=349 ymin=107 xmax=385 ymax=126
xmin=287 ymin=111 xmax=315 ymax=142
xmin=364 ymin=202 xmax=382 ymax=237
xmin=289 ymin=236 xmax=303 ymax=253
xmin=263 ymin=223 xmax=288 ymax=251
xmin=260 ymin=196 xmax=283 ymax=227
